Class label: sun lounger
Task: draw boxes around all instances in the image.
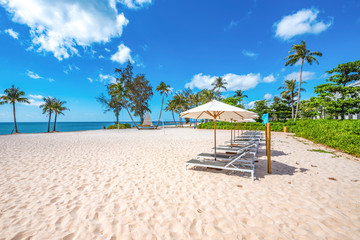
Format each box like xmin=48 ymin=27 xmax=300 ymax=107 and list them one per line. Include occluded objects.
xmin=214 ymin=143 xmax=259 ymax=156
xmin=197 ymin=150 xmax=255 ymax=165
xmin=185 ymin=158 xmax=254 ymax=181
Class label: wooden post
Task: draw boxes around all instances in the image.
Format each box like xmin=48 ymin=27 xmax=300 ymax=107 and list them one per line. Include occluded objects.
xmin=266 ymin=123 xmax=271 ymax=174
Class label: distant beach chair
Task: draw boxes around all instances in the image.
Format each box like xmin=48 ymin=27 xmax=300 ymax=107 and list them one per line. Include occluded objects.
xmin=138 ymin=111 xmax=158 ymax=130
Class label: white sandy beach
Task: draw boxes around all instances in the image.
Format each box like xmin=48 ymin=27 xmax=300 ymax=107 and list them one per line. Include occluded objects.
xmin=0 ymin=128 xmax=359 ymax=239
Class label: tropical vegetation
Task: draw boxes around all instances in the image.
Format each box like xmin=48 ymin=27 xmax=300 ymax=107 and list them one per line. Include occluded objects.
xmin=197 ymin=119 xmax=360 ymax=157
xmin=0 ymin=85 xmax=30 ymax=133
xmin=40 ymin=97 xmax=55 ymax=132
xmin=155 ymin=81 xmax=172 ymax=128
xmin=285 ymin=40 xmax=322 ymax=122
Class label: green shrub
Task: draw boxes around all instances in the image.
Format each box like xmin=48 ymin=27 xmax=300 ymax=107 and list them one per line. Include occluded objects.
xmin=107 ymin=123 xmax=131 ymax=129
xmin=197 ymin=119 xmax=360 ymax=156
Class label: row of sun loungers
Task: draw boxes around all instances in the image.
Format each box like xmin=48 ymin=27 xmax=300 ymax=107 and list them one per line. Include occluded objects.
xmin=185 ymin=130 xmax=262 ymax=181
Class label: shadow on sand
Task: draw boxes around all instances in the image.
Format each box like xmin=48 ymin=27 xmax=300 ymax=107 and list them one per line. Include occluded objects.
xmin=186 ymin=148 xmax=308 ymax=181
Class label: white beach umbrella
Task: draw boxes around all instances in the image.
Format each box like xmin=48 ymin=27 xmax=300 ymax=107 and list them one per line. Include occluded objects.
xmin=180 ymin=100 xmax=258 ymax=159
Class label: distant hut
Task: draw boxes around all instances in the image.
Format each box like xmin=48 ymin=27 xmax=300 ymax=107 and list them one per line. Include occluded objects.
xmin=142 ymin=111 xmax=153 ymax=126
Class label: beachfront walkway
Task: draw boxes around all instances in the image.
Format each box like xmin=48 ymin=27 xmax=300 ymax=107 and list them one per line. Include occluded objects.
xmin=0 ymin=128 xmax=359 ymax=239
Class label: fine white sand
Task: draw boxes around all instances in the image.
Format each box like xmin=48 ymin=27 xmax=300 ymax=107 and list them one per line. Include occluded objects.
xmin=0 ymin=128 xmax=359 ymax=239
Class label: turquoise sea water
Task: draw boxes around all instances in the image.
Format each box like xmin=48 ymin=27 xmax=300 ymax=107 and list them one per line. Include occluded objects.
xmin=0 ymin=121 xmax=179 ymax=135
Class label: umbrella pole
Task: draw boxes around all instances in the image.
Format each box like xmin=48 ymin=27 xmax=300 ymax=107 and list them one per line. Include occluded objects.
xmin=214 ymin=118 xmax=217 ymax=161
xmin=237 ymin=122 xmax=239 ymax=137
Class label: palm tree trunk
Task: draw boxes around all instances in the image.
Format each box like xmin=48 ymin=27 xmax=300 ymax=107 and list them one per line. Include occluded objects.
xmin=12 ymin=102 xmax=18 ymax=133
xmin=294 ymin=59 xmax=304 ymax=122
xmin=155 ymin=94 xmax=164 ymax=128
xmin=47 ymin=111 xmax=52 ymax=132
xmin=123 ymin=98 xmax=139 ymax=130
xmin=179 ymin=113 xmax=183 ymax=127
xmin=172 ymin=110 xmax=177 ymax=126
xmin=53 ymin=112 xmax=57 ymax=132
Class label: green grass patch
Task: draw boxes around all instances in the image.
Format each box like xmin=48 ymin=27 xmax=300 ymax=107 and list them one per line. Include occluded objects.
xmin=107 ymin=123 xmax=131 ymax=129
xmin=308 ymin=149 xmax=334 ymax=154
xmin=197 ymin=119 xmax=360 ymax=157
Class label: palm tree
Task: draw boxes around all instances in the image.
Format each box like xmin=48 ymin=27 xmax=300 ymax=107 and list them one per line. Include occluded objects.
xmin=277 ymin=79 xmax=305 ymax=119
xmin=190 ymin=93 xmax=201 ymax=127
xmin=165 ymin=99 xmax=177 ymax=126
xmin=234 ymin=90 xmax=248 ymax=99
xmin=211 ymin=77 xmax=227 ymax=99
xmin=285 ymin=40 xmax=322 ymax=122
xmin=109 ymin=82 xmax=140 ymax=130
xmin=155 ymin=82 xmax=172 ymax=128
xmin=52 ymin=99 xmax=69 ymax=132
xmin=40 ymin=97 xmax=55 ymax=132
xmin=0 ymin=85 xmax=30 ymax=133
xmin=173 ymin=93 xmax=187 ymax=127
xmin=200 ymin=89 xmax=216 ymax=104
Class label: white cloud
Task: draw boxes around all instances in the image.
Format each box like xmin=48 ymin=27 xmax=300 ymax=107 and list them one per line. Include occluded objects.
xmin=88 ymin=74 xmax=116 ymax=84
xmin=99 ymin=74 xmax=116 ymax=83
xmin=264 ymin=93 xmax=272 ymax=100
xmin=64 ymin=64 xmax=80 ymax=74
xmin=28 ymin=99 xmax=43 ymax=106
xmin=29 ymin=94 xmax=43 ymax=99
xmin=263 ymin=74 xmax=276 ymax=83
xmin=246 ymin=101 xmax=256 ymax=109
xmin=99 ymin=55 xmax=105 ymax=59
xmin=319 ymin=73 xmax=328 ymax=79
xmin=140 ymin=44 xmax=148 ymax=51
xmin=111 ymin=43 xmax=134 ymax=64
xmin=133 ymin=54 xmax=145 ymax=68
xmin=0 ymin=0 xmax=130 ymax=60
xmin=285 ymin=71 xmax=316 ymax=82
xmin=26 ymin=70 xmax=54 ymax=82
xmin=119 ymin=0 xmax=151 ymax=9
xmin=242 ymin=49 xmax=258 ymax=57
xmin=274 ymin=8 xmax=333 ymax=40
xmin=185 ymin=73 xmax=261 ymax=91
xmin=224 ymin=20 xmax=238 ymax=31
xmin=105 ymin=48 xmax=111 ymax=52
xmin=26 ymin=70 xmax=42 ymax=79
xmin=4 ymin=28 xmax=19 ymax=39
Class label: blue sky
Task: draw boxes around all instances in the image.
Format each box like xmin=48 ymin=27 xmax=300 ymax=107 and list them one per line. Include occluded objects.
xmin=0 ymin=0 xmax=359 ymax=122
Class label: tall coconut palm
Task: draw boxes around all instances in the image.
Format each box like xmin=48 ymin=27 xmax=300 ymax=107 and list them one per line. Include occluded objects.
xmin=40 ymin=97 xmax=55 ymax=132
xmin=190 ymin=93 xmax=201 ymax=127
xmin=52 ymin=99 xmax=69 ymax=132
xmin=155 ymin=82 xmax=172 ymax=128
xmin=234 ymin=90 xmax=248 ymax=99
xmin=109 ymin=82 xmax=140 ymax=130
xmin=165 ymin=99 xmax=177 ymax=126
xmin=200 ymin=89 xmax=216 ymax=104
xmin=0 ymin=85 xmax=30 ymax=133
xmin=211 ymin=77 xmax=227 ymax=99
xmin=285 ymin=40 xmax=322 ymax=122
xmin=277 ymin=79 xmax=305 ymax=119
xmin=173 ymin=93 xmax=187 ymax=127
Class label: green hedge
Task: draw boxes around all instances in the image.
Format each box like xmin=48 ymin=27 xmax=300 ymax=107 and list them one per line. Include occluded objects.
xmin=197 ymin=119 xmax=360 ymax=157
xmin=107 ymin=123 xmax=131 ymax=129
